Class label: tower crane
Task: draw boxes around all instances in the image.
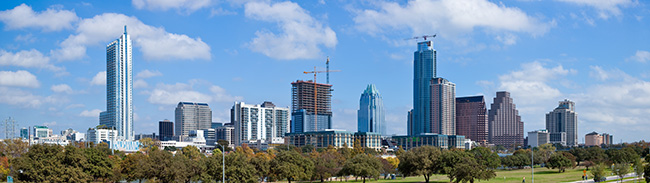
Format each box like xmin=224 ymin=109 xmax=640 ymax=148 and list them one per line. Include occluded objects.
xmin=303 ymin=58 xmax=340 ymax=131
xmin=405 ymin=34 xmax=437 ymax=41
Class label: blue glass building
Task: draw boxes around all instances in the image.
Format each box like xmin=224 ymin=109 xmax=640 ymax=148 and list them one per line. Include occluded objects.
xmin=100 ymin=26 xmax=134 ymax=141
xmin=410 ymin=41 xmax=436 ymax=136
xmin=357 ymin=84 xmax=385 ymax=135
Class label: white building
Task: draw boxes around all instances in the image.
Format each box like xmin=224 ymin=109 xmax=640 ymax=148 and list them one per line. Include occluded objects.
xmin=86 ymin=128 xmax=117 ymax=144
xmin=231 ymin=101 xmax=289 ymax=146
xmin=528 ymin=130 xmax=550 ymax=148
xmin=546 ymin=99 xmax=577 ymax=146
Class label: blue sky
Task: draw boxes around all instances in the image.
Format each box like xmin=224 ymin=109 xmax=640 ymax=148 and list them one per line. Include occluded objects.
xmin=0 ymin=0 xmax=648 ymax=143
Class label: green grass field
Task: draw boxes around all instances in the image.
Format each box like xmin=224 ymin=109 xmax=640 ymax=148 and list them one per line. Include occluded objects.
xmin=305 ymin=166 xmax=602 ymax=183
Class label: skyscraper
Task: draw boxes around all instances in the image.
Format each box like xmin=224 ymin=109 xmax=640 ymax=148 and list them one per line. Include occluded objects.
xmin=456 ymin=96 xmax=488 ymax=142
xmin=231 ymin=101 xmax=289 ymax=145
xmin=99 ymin=26 xmax=133 ymax=141
xmin=488 ymin=91 xmax=524 ymax=146
xmin=175 ymin=102 xmax=212 ymax=138
xmin=291 ymin=80 xmax=332 ymax=133
xmin=545 ymin=99 xmax=578 ymax=146
xmin=410 ymin=41 xmax=436 ymax=136
xmin=358 ymin=84 xmax=385 ymax=135
xmin=431 ymin=78 xmax=455 ymax=135
xmin=158 ymin=119 xmax=173 ymax=141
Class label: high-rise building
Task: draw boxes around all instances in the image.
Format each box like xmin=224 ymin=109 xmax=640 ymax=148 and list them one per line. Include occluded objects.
xmin=431 ymin=77 xmax=455 ymax=135
xmin=87 ymin=127 xmax=117 ymax=144
xmin=456 ymin=96 xmax=488 ymax=142
xmin=585 ymin=132 xmax=602 ymax=146
xmin=99 ymin=26 xmax=134 ymax=141
xmin=231 ymin=101 xmax=290 ymax=145
xmin=291 ymin=80 xmax=332 ymax=133
xmin=159 ymin=120 xmax=173 ymax=141
xmin=488 ymin=91 xmax=524 ymax=147
xmin=410 ymin=41 xmax=437 ymax=136
xmin=175 ymin=102 xmax=212 ymax=139
xmin=545 ymin=99 xmax=578 ymax=147
xmin=358 ymin=84 xmax=385 ymax=135
xmin=527 ymin=130 xmax=550 ymax=148
xmin=216 ymin=124 xmax=234 ymax=148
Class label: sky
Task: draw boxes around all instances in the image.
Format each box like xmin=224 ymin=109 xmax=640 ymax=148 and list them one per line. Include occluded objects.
xmin=0 ymin=0 xmax=648 ymax=143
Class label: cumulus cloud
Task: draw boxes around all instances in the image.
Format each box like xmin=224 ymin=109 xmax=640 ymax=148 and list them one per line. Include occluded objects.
xmin=132 ymin=0 xmax=212 ymax=13
xmin=79 ymin=109 xmax=102 ymax=117
xmin=244 ymin=1 xmax=337 ymax=60
xmin=51 ymin=84 xmax=73 ymax=94
xmin=51 ymin=13 xmax=211 ymax=61
xmin=134 ymin=79 xmax=149 ymax=88
xmin=0 ymin=49 xmax=64 ymax=72
xmin=353 ymin=0 xmax=553 ymax=44
xmin=0 ymin=70 xmax=40 ymax=88
xmin=0 ymin=87 xmax=58 ymax=108
xmin=136 ymin=69 xmax=162 ymax=78
xmin=146 ymin=81 xmax=242 ymax=105
xmin=627 ymin=50 xmax=650 ymax=63
xmin=91 ymin=71 xmax=106 ymax=85
xmin=0 ymin=4 xmax=78 ymax=31
xmin=556 ymin=0 xmax=636 ymax=19
xmin=498 ymin=61 xmax=575 ymax=107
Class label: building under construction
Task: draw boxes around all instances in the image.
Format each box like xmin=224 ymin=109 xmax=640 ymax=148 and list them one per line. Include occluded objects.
xmin=291 ymin=80 xmax=332 ymax=133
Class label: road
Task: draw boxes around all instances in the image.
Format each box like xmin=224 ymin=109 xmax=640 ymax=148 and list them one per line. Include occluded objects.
xmin=567 ymin=173 xmax=639 ymax=183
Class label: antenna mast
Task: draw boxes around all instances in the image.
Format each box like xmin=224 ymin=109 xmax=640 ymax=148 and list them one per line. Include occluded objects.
xmin=326 ymin=57 xmax=330 ymax=84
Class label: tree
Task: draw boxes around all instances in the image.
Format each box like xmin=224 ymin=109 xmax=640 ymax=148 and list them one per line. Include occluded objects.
xmin=547 ymin=152 xmax=574 ymax=172
xmin=201 ymin=149 xmax=223 ymax=182
xmin=271 ymin=150 xmax=313 ymax=183
xmin=612 ymin=163 xmax=630 ymax=182
xmin=84 ymin=146 xmax=114 ymax=182
xmin=379 ymin=158 xmax=397 ymax=179
xmin=607 ymin=148 xmax=639 ymax=164
xmin=138 ymin=137 xmax=157 ymax=153
xmin=13 ymin=144 xmax=91 ymax=182
xmin=311 ymin=149 xmax=343 ymax=182
xmin=225 ymin=151 xmax=257 ymax=183
xmin=591 ymin=163 xmax=606 ymax=182
xmin=633 ymin=158 xmax=644 ymax=182
xmin=586 ymin=147 xmax=608 ymax=165
xmin=535 ymin=144 xmax=556 ymax=164
xmin=644 ymin=163 xmax=650 ymax=183
xmin=340 ymin=154 xmax=382 ymax=183
xmin=251 ymin=152 xmax=272 ymax=182
xmin=569 ymin=148 xmax=588 ymax=163
xmin=398 ymin=146 xmax=442 ymax=183
xmin=121 ymin=152 xmax=147 ymax=183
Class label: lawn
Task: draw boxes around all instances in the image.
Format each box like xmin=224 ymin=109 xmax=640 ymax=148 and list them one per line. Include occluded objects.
xmin=299 ymin=166 xmax=597 ymax=183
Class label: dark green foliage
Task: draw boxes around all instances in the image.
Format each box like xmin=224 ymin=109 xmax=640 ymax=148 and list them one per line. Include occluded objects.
xmin=271 ymin=150 xmax=313 ymax=183
xmin=12 ymin=144 xmax=92 ymax=182
xmin=225 ymin=151 xmax=257 ymax=183
xmin=546 ymin=152 xmax=575 ymax=172
xmin=311 ymin=150 xmax=344 ymax=182
xmin=339 ymin=154 xmax=382 ymax=183
xmin=397 ymin=146 xmax=442 ymax=183
xmin=590 ymin=163 xmax=606 ymax=182
xmin=612 ymin=163 xmax=630 ymax=182
xmin=607 ymin=147 xmax=640 ymax=164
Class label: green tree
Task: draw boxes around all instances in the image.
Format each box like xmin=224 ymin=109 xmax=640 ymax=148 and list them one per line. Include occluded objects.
xmin=13 ymin=144 xmax=91 ymax=182
xmin=121 ymin=152 xmax=147 ymax=183
xmin=138 ymin=137 xmax=157 ymax=153
xmin=271 ymin=150 xmax=313 ymax=183
xmin=644 ymin=163 xmax=650 ymax=183
xmin=449 ymin=156 xmax=484 ymax=183
xmin=226 ymin=151 xmax=257 ymax=183
xmin=547 ymin=152 xmax=574 ymax=172
xmin=591 ymin=163 xmax=606 ymax=182
xmin=607 ymin=147 xmax=640 ymax=164
xmin=340 ymin=154 xmax=382 ymax=183
xmin=612 ymin=163 xmax=630 ymax=182
xmin=251 ymin=152 xmax=272 ymax=182
xmin=440 ymin=149 xmax=471 ymax=182
xmin=535 ymin=144 xmax=556 ymax=164
xmin=311 ymin=149 xmax=343 ymax=182
xmin=569 ymin=147 xmax=588 ymax=163
xmin=201 ymin=149 xmax=223 ymax=182
xmin=84 ymin=146 xmax=114 ymax=182
xmin=397 ymin=146 xmax=442 ymax=183
xmin=633 ymin=158 xmax=644 ymax=182
xmin=379 ymin=158 xmax=397 ymax=179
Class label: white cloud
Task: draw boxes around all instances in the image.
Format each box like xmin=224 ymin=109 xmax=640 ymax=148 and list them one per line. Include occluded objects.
xmin=0 ymin=87 xmax=49 ymax=108
xmin=244 ymin=1 xmax=337 ymax=60
xmin=51 ymin=13 xmax=211 ymax=61
xmin=136 ymin=69 xmax=162 ymax=78
xmin=498 ymin=61 xmax=574 ymax=105
xmin=51 ymin=84 xmax=73 ymax=94
xmin=0 ymin=49 xmax=64 ymax=72
xmin=79 ymin=109 xmax=102 ymax=117
xmin=0 ymin=4 xmax=78 ymax=31
xmin=146 ymin=81 xmax=242 ymax=105
xmin=353 ymin=0 xmax=553 ymax=44
xmin=132 ymin=0 xmax=212 ymax=13
xmin=134 ymin=79 xmax=149 ymax=88
xmin=627 ymin=50 xmax=650 ymax=63
xmin=556 ymin=0 xmax=636 ymax=19
xmin=91 ymin=71 xmax=106 ymax=85
xmin=210 ymin=7 xmax=237 ymax=16
xmin=0 ymin=70 xmax=40 ymax=88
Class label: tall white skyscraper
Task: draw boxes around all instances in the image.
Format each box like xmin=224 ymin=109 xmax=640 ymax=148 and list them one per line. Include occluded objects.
xmin=100 ymin=26 xmax=133 ymax=141
xmin=546 ymin=99 xmax=578 ymax=146
xmin=232 ymin=101 xmax=289 ymax=145
xmin=358 ymin=84 xmax=385 ymax=135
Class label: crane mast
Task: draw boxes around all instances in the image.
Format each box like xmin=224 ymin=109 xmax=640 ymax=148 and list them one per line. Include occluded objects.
xmin=303 ymin=58 xmax=340 ymax=131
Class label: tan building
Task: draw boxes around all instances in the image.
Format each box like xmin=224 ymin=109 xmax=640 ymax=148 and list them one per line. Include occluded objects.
xmin=585 ymin=131 xmax=602 ymax=146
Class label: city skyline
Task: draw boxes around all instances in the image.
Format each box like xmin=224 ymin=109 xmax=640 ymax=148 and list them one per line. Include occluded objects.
xmin=0 ymin=1 xmax=649 ymax=142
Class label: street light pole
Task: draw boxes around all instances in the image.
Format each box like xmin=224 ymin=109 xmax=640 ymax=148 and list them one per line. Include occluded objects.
xmin=222 ymin=144 xmax=225 ymax=183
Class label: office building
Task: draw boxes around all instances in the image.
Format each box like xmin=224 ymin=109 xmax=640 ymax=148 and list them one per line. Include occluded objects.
xmin=20 ymin=128 xmax=28 ymax=139
xmin=393 ymin=134 xmax=466 ymax=150
xmin=134 ymin=133 xmax=157 ymax=140
xmin=456 ymin=96 xmax=488 ymax=142
xmin=291 ymin=80 xmax=332 ymax=133
xmin=33 ymin=126 xmax=49 ymax=138
xmin=86 ymin=128 xmax=117 ymax=144
xmin=159 ymin=120 xmax=173 ymax=141
xmin=358 ymin=84 xmax=385 ymax=135
xmin=216 ymin=124 xmax=234 ymax=148
xmin=410 ymin=40 xmax=437 ymax=136
xmin=546 ymin=99 xmax=578 ymax=147
xmin=431 ymin=77 xmax=455 ymax=135
xmin=527 ymin=130 xmax=550 ymax=148
xmin=231 ymin=101 xmax=290 ymax=145
xmin=175 ymin=102 xmax=212 ymax=139
xmin=286 ymin=130 xmax=380 ymax=149
xmin=488 ymin=91 xmax=524 ymax=147
xmin=211 ymin=122 xmax=223 ymax=129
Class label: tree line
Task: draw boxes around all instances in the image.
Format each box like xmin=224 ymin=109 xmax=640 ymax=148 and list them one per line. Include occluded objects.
xmin=0 ymin=138 xmax=649 ymax=183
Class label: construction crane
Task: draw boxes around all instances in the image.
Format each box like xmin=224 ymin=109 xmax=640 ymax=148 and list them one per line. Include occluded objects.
xmin=405 ymin=34 xmax=437 ymax=41
xmin=303 ymin=58 xmax=340 ymax=131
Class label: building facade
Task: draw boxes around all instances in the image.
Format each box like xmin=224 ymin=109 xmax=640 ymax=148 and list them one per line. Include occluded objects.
xmin=392 ymin=134 xmax=466 ymax=150
xmin=527 ymin=130 xmax=550 ymax=148
xmin=33 ymin=125 xmax=49 ymax=138
xmin=20 ymin=128 xmax=28 ymax=139
xmin=410 ymin=41 xmax=437 ymax=136
xmin=358 ymin=84 xmax=385 ymax=135
xmin=456 ymin=96 xmax=488 ymax=142
xmin=86 ymin=128 xmax=117 ymax=144
xmin=488 ymin=91 xmax=524 ymax=147
xmin=585 ymin=131 xmax=613 ymax=146
xmin=100 ymin=26 xmax=134 ymax=141
xmin=545 ymin=99 xmax=578 ymax=147
xmin=285 ymin=130 xmax=381 ymax=149
xmin=431 ymin=77 xmax=455 ymax=135
xmin=175 ymin=102 xmax=212 ymax=139
xmin=291 ymin=80 xmax=332 ymax=133
xmin=231 ymin=101 xmax=289 ymax=145
xmin=216 ymin=124 xmax=234 ymax=148
xmin=159 ymin=119 xmax=174 ymax=141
